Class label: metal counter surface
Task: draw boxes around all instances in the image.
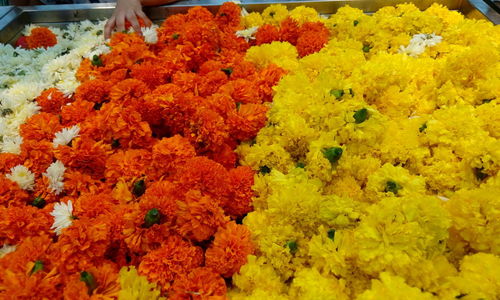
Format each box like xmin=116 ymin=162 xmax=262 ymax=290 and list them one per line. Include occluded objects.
xmin=0 ymin=0 xmax=499 ymax=44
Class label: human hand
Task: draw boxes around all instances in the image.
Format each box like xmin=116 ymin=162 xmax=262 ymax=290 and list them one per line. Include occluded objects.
xmin=104 ymin=0 xmax=152 ymax=39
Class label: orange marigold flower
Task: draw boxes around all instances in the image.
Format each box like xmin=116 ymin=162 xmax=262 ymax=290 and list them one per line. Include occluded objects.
xmin=26 ymin=27 xmax=57 ymax=49
xmin=20 ymin=112 xmax=62 ymax=142
xmin=190 ymin=108 xmax=229 ymax=150
xmin=255 ymin=24 xmax=280 ymax=45
xmin=130 ymin=60 xmax=169 ymax=88
xmin=219 ymin=78 xmax=261 ymax=104
xmin=36 ymin=88 xmax=71 ymax=114
xmin=198 ymin=70 xmax=229 ymax=97
xmin=138 ymin=234 xmax=204 ymax=290
xmin=0 ymin=234 xmax=62 ymax=299
xmin=0 ymin=153 xmax=22 ymax=173
xmin=109 ymin=78 xmax=150 ymax=104
xmin=172 ymin=72 xmax=201 ymax=93
xmin=53 ymin=136 xmax=112 ymax=179
xmin=0 ymin=205 xmax=52 ymax=245
xmin=230 ymin=61 xmax=257 ymax=80
xmin=0 ymin=176 xmax=29 ymax=207
xmin=74 ymin=79 xmax=112 ymax=103
xmin=60 ymin=100 xmax=95 ymax=126
xmin=21 ymin=140 xmax=54 ymax=174
xmin=175 ymin=190 xmax=229 ymax=242
xmin=227 ymin=103 xmax=269 ymax=141
xmin=257 ymin=63 xmax=287 ymax=101
xmin=205 ymin=222 xmax=254 ymax=277
xmin=199 ymin=60 xmax=225 ymax=75
xmin=170 ymin=267 xmax=227 ymax=300
xmin=280 ymin=17 xmax=300 ymax=45
xmin=185 ymin=6 xmax=214 ymax=23
xmin=207 ymin=142 xmax=238 ymax=169
xmin=33 ymin=176 xmax=58 ymax=204
xmin=151 ymin=135 xmax=196 ymax=178
xmin=225 ymin=166 xmax=254 ymax=218
xmin=204 ymin=93 xmax=235 ymax=118
xmin=215 ymin=2 xmax=242 ymax=31
xmin=76 ymin=58 xmax=102 ymax=83
xmin=296 ymin=22 xmax=329 ymax=57
xmin=49 ymin=216 xmax=112 ymax=274
xmin=104 ymin=149 xmax=152 ymax=185
xmin=62 ymin=262 xmax=120 ymax=299
xmin=73 ymin=191 xmax=118 ymax=219
xmin=64 ymin=169 xmax=106 ymax=198
xmin=175 ymin=157 xmax=231 ymax=205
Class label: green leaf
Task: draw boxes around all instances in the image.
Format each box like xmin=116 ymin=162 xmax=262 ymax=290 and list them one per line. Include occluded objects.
xmin=353 ymin=20 xmax=359 ymax=26
xmin=132 ymin=179 xmax=146 ymax=197
xmin=111 ymin=139 xmax=120 ymax=149
xmin=96 ymin=30 xmax=103 ymax=36
xmin=30 ymin=260 xmax=43 ymax=275
xmin=296 ymin=162 xmax=305 ymax=169
xmin=221 ymin=68 xmax=233 ymax=76
xmin=353 ymin=108 xmax=369 ymax=124
xmin=419 ymin=123 xmax=427 ymax=133
xmin=285 ymin=241 xmax=298 ymax=254
xmin=91 ymin=55 xmax=103 ymax=67
xmin=1 ymin=108 xmax=13 ymax=117
xmin=322 ymin=147 xmax=343 ymax=164
xmin=259 ymin=165 xmax=271 ymax=174
xmin=362 ymin=44 xmax=372 ymax=53
xmin=80 ymin=271 xmax=98 ymax=295
xmin=172 ymin=33 xmax=180 ymax=40
xmin=482 ymin=98 xmax=493 ymax=104
xmin=384 ymin=180 xmax=402 ymax=194
xmin=143 ymin=208 xmax=161 ymax=228
xmin=236 ymin=102 xmax=242 ymax=111
xmin=327 ymin=229 xmax=336 ymax=240
xmin=330 ymin=89 xmax=344 ymax=99
xmin=474 ymin=167 xmax=488 ymax=181
xmin=31 ymin=196 xmax=46 ymax=209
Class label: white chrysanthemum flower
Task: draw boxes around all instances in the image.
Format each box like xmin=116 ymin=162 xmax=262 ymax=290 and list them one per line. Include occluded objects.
xmin=50 ymin=200 xmax=74 ymax=235
xmin=399 ymin=33 xmax=442 ymax=57
xmin=0 ymin=244 xmax=16 ymax=258
xmin=6 ymin=165 xmax=35 ymax=191
xmin=43 ymin=160 xmax=66 ymax=195
xmin=1 ymin=136 xmax=23 ymax=154
xmin=236 ymin=27 xmax=259 ymax=42
xmin=53 ymin=125 xmax=80 ymax=148
xmin=142 ymin=25 xmax=159 ymax=44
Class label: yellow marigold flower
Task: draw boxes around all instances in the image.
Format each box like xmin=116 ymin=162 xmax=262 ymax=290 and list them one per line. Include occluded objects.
xmin=445 ymin=187 xmax=500 ymax=255
xmin=243 ymin=12 xmax=264 ymax=28
xmin=232 ymin=255 xmax=286 ymax=294
xmin=365 ymin=163 xmax=427 ymax=202
xmin=357 ymin=272 xmax=435 ymax=300
xmin=440 ymin=253 xmax=500 ymax=299
xmin=352 ymin=195 xmax=450 ymax=275
xmin=261 ymin=4 xmax=289 ymax=25
xmin=118 ymin=266 xmax=164 ymax=300
xmin=244 ymin=41 xmax=299 ymax=71
xmin=289 ymin=267 xmax=349 ymax=300
xmin=289 ymin=6 xmax=322 ymax=24
xmin=425 ymin=3 xmax=464 ymax=26
xmin=228 ymin=289 xmax=289 ymax=300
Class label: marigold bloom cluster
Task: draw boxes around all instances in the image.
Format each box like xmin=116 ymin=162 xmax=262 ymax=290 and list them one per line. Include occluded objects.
xmin=231 ymin=3 xmax=500 ymax=299
xmin=0 ymin=3 xmax=310 ymax=298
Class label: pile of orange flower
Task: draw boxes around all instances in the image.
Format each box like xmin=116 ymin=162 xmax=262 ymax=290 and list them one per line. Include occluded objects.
xmin=0 ymin=3 xmax=330 ymax=298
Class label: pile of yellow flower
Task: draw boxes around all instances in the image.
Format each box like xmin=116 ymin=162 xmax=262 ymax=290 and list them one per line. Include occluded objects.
xmin=230 ymin=4 xmax=500 ymax=299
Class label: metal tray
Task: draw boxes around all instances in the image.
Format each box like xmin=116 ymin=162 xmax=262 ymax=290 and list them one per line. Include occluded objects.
xmin=0 ymin=0 xmax=499 ymax=44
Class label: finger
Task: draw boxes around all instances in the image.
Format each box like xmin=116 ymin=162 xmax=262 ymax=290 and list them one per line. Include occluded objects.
xmin=104 ymin=16 xmax=116 ymax=39
xmin=137 ymin=11 xmax=152 ymax=27
xmin=116 ymin=12 xmax=126 ymax=33
xmin=126 ymin=11 xmax=142 ymax=36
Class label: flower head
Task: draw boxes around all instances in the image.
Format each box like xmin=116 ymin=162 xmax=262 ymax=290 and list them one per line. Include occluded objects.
xmin=50 ymin=200 xmax=74 ymax=235
xmin=52 ymin=125 xmax=80 ymax=148
xmin=43 ymin=160 xmax=66 ymax=195
xmin=6 ymin=165 xmax=35 ymax=191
